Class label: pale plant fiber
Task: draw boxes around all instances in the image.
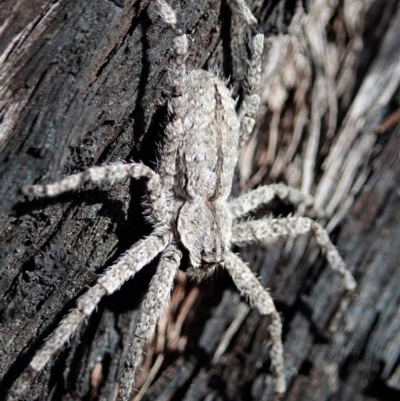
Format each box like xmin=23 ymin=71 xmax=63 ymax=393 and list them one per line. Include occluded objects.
xmin=8 ymin=1 xmax=356 ymax=400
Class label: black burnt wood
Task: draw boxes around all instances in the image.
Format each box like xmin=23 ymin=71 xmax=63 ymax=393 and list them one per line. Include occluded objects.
xmin=0 ymin=1 xmax=399 ymax=401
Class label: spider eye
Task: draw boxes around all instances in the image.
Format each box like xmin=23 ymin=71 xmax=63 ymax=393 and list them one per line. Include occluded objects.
xmin=212 ymin=248 xmax=217 ymax=253
xmin=221 ymin=246 xmax=225 ymax=252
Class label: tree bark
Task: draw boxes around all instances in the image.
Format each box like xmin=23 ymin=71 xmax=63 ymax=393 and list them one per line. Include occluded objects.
xmin=1 ymin=1 xmax=399 ymax=401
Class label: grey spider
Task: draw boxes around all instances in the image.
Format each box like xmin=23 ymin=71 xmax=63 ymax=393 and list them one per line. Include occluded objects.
xmin=8 ymin=0 xmax=356 ymax=400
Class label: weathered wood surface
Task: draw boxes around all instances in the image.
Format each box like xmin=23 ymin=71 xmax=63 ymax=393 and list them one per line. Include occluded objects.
xmin=1 ymin=1 xmax=399 ymax=400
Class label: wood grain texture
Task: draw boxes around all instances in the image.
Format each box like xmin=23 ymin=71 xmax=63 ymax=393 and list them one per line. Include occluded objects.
xmin=1 ymin=1 xmax=399 ymax=400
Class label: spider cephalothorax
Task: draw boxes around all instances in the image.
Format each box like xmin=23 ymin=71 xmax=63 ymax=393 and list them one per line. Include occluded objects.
xmin=177 ymin=200 xmax=232 ymax=276
xmin=8 ymin=1 xmax=356 ymax=401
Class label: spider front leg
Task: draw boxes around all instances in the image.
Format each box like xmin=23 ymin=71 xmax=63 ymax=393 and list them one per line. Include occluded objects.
xmin=231 ymin=217 xmax=356 ymax=291
xmin=6 ymin=229 xmax=172 ymax=401
xmin=225 ymin=251 xmax=286 ymax=394
xmin=117 ymin=244 xmax=181 ymax=401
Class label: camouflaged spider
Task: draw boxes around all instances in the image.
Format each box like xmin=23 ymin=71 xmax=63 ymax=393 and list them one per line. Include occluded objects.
xmin=8 ymin=0 xmax=356 ymax=400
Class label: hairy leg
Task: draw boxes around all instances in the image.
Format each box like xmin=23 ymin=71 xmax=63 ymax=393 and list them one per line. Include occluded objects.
xmin=7 ymin=229 xmax=172 ymax=401
xmin=225 ymin=251 xmax=286 ymax=393
xmin=231 ymin=217 xmax=356 ymax=291
xmin=22 ymin=162 xmax=167 ymax=222
xmin=229 ymin=183 xmax=315 ymax=219
xmin=117 ymin=244 xmax=181 ymax=401
xmin=154 ymin=0 xmax=188 ymax=196
xmin=230 ymin=0 xmax=264 ymax=149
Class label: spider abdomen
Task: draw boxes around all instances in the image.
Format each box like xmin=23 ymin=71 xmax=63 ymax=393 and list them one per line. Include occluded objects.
xmin=176 ymin=70 xmax=240 ymax=201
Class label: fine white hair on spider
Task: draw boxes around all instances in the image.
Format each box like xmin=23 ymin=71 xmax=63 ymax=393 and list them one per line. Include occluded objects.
xmin=8 ymin=0 xmax=356 ymax=400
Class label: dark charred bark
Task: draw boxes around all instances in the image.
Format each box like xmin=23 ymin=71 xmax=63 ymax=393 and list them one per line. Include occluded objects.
xmin=1 ymin=1 xmax=399 ymax=401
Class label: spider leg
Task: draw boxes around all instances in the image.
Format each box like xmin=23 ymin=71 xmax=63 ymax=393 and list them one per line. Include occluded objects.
xmin=22 ymin=162 xmax=167 ymax=222
xmin=7 ymin=228 xmax=172 ymax=401
xmin=231 ymin=217 xmax=356 ymax=291
xmin=229 ymin=183 xmax=316 ymax=219
xmin=155 ymin=0 xmax=187 ymax=103
xmin=225 ymin=251 xmax=286 ymax=393
xmin=154 ymin=0 xmax=188 ymax=193
xmin=22 ymin=162 xmax=160 ymax=197
xmin=231 ymin=0 xmax=264 ymax=150
xmin=117 ymin=244 xmax=181 ymax=401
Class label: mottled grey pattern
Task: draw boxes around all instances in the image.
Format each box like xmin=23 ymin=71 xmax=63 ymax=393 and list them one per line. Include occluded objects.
xmin=231 ymin=217 xmax=356 ymax=290
xmin=229 ymin=183 xmax=314 ymax=218
xmin=7 ymin=0 xmax=356 ymax=400
xmin=225 ymin=252 xmax=285 ymax=393
xmin=118 ymin=245 xmax=181 ymax=400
